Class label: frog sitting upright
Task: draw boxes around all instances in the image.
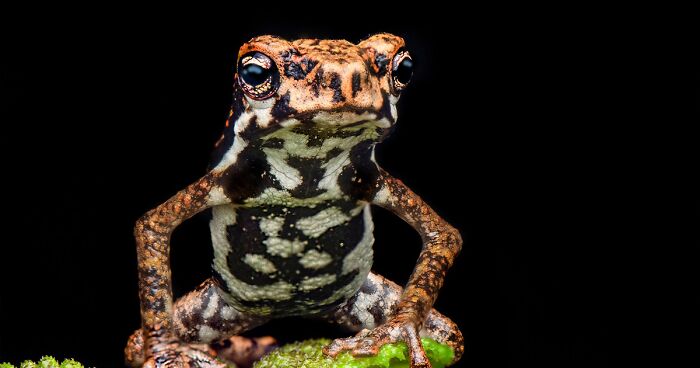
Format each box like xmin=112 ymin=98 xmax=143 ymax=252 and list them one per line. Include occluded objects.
xmin=125 ymin=33 xmax=463 ymax=368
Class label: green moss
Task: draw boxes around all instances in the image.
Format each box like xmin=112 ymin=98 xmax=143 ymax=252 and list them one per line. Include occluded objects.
xmin=254 ymin=338 xmax=455 ymax=368
xmin=1 ymin=339 xmax=454 ymax=368
xmin=0 ymin=357 xmax=83 ymax=368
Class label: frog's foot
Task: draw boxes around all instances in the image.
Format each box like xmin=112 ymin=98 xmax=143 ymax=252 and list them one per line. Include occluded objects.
xmin=125 ymin=329 xmax=225 ymax=368
xmin=126 ymin=329 xmax=275 ymax=368
xmin=143 ymin=344 xmax=227 ymax=368
xmin=317 ymin=272 xmax=464 ymax=367
xmin=324 ymin=317 xmax=431 ymax=367
xmin=212 ymin=336 xmax=278 ymax=368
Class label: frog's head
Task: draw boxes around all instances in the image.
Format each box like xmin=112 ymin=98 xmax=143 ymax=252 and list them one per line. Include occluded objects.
xmin=222 ymin=33 xmax=412 ymax=140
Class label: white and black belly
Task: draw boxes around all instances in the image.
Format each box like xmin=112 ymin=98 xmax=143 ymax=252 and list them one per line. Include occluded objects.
xmin=211 ymin=200 xmax=373 ymax=316
xmin=209 ymin=123 xmax=383 ymax=317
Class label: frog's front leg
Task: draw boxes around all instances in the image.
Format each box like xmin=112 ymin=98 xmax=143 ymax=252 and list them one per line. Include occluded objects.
xmin=132 ymin=172 xmax=234 ymax=367
xmin=325 ymin=171 xmax=463 ymax=368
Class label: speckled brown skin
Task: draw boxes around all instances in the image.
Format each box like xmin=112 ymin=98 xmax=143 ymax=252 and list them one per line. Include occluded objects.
xmin=135 ymin=173 xmax=220 ymax=330
xmin=128 ymin=33 xmax=463 ymax=368
xmin=133 ymin=172 xmax=229 ymax=367
xmin=234 ymin=34 xmax=404 ymax=113
xmin=323 ymin=171 xmax=463 ymax=367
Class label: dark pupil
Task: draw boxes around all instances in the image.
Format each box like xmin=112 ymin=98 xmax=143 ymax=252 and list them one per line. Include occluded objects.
xmin=395 ymin=57 xmax=413 ymax=84
xmin=241 ymin=63 xmax=269 ymax=86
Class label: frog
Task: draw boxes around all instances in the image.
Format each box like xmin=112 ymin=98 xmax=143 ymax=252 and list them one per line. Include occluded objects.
xmin=125 ymin=33 xmax=463 ymax=368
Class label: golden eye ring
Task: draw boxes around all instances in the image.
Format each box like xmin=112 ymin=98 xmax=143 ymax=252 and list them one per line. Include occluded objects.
xmin=391 ymin=49 xmax=413 ymax=92
xmin=238 ymin=52 xmax=280 ymax=100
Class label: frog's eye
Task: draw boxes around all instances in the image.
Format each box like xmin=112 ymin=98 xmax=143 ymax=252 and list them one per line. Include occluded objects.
xmin=391 ymin=49 xmax=413 ymax=91
xmin=238 ymin=52 xmax=280 ymax=100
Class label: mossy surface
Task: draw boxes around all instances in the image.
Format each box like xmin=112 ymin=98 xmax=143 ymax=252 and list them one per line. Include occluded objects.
xmin=0 ymin=357 xmax=83 ymax=368
xmin=1 ymin=339 xmax=454 ymax=368
xmin=254 ymin=338 xmax=454 ymax=368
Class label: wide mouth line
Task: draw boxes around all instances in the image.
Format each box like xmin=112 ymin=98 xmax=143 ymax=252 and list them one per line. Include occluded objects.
xmin=288 ymin=107 xmax=382 ymax=121
xmin=339 ymin=119 xmax=373 ymax=128
xmin=277 ymin=119 xmax=382 ymax=132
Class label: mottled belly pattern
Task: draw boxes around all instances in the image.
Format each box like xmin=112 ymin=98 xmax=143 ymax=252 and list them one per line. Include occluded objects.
xmin=211 ymin=200 xmax=374 ymax=316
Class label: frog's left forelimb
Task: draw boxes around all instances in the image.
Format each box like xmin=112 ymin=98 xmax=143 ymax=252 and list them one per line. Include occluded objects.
xmin=323 ymin=171 xmax=463 ymax=367
xmin=133 ymin=172 xmax=233 ymax=367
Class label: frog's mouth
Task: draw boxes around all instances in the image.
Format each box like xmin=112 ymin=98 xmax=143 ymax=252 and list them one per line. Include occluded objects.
xmin=307 ymin=111 xmax=391 ymax=128
xmin=277 ymin=109 xmax=394 ymax=131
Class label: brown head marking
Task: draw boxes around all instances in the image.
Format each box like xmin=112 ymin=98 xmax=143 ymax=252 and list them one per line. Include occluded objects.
xmin=234 ymin=33 xmax=407 ymax=124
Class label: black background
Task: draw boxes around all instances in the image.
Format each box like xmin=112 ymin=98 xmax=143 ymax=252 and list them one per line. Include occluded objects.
xmin=1 ymin=8 xmax=693 ymax=368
